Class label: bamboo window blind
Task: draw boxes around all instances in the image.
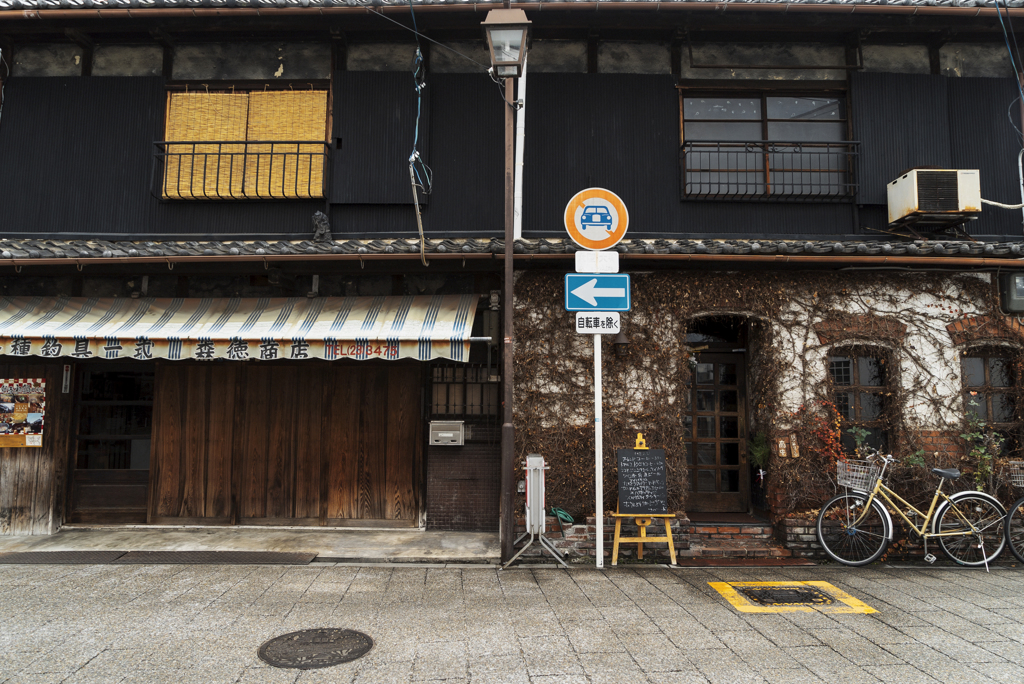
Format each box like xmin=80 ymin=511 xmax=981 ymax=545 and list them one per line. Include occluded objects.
xmin=162 ymin=90 xmax=328 ymax=200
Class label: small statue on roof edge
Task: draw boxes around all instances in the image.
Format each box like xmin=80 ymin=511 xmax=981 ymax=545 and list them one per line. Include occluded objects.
xmin=312 ymin=211 xmax=332 ymax=244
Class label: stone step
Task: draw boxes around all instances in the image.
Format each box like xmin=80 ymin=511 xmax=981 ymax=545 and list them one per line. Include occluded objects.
xmin=680 ymin=538 xmax=793 ymax=559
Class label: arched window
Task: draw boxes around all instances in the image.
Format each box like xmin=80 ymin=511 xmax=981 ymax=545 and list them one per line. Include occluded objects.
xmin=828 ymin=348 xmax=890 ymax=454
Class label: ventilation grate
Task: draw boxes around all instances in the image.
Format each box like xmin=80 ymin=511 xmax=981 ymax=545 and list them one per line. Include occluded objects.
xmin=917 ymin=171 xmax=960 ymax=212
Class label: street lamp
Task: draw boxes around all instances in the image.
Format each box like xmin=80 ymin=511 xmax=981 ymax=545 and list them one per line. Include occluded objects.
xmin=482 ymin=9 xmax=531 ymax=79
xmin=485 ymin=7 xmax=530 ymax=566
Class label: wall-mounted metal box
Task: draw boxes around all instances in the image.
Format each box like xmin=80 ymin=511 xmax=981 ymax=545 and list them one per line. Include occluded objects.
xmin=1000 ymin=273 xmax=1024 ymax=313
xmin=429 ymin=421 xmax=465 ymax=446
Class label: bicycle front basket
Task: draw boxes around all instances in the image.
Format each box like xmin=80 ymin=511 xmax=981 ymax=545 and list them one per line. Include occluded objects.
xmin=1009 ymin=461 xmax=1024 ymax=488
xmin=836 ymin=459 xmax=879 ymax=491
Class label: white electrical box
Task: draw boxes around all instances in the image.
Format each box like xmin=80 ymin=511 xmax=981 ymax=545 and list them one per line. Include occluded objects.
xmin=887 ymin=169 xmax=982 ymax=227
xmin=429 ymin=421 xmax=464 ymax=446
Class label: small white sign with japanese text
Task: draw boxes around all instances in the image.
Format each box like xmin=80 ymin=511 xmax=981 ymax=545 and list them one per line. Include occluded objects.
xmin=575 ymin=312 xmax=621 ymax=335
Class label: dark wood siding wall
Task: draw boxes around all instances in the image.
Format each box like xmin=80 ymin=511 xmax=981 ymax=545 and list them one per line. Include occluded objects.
xmin=0 ymin=362 xmax=72 ymax=536
xmin=852 ymin=73 xmax=1020 ymax=236
xmin=0 ymin=71 xmax=1017 ymax=241
xmin=523 ymin=74 xmax=858 ymax=239
xmin=149 ymin=362 xmax=422 ymax=526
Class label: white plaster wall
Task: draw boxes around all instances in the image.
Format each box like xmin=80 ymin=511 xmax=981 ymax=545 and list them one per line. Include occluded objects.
xmin=941 ymin=43 xmax=1014 ymax=79
xmin=861 ymin=45 xmax=931 ymax=75
xmin=772 ymin=272 xmax=995 ymax=432
xmin=519 ymin=271 xmax=1004 ymax=436
xmin=172 ymin=43 xmax=330 ymax=80
xmin=429 ymin=41 xmax=491 ymax=75
xmin=679 ymin=44 xmax=848 ymax=81
xmin=528 ymin=40 xmax=587 ymax=74
xmin=93 ymin=46 xmax=163 ymax=77
xmin=347 ymin=43 xmax=418 ymax=72
xmin=13 ymin=44 xmax=82 ymax=77
xmin=599 ymin=42 xmax=671 ymax=75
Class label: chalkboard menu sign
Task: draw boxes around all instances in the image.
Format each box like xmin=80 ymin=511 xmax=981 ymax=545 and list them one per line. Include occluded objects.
xmin=616 ymin=448 xmax=667 ymax=515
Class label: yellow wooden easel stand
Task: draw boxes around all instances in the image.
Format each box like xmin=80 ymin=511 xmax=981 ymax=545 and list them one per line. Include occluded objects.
xmin=611 ymin=433 xmax=677 ymax=566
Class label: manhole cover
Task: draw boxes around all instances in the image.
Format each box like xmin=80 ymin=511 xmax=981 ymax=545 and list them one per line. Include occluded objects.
xmin=736 ymin=586 xmax=835 ymax=606
xmin=257 ymin=628 xmax=373 ymax=669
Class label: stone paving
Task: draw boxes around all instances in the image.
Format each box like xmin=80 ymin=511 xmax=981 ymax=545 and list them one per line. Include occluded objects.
xmin=1 ymin=561 xmax=1023 ymax=683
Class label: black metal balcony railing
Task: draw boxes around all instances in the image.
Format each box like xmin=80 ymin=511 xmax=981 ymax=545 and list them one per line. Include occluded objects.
xmin=152 ymin=141 xmax=331 ymax=200
xmin=681 ymin=140 xmax=859 ymax=201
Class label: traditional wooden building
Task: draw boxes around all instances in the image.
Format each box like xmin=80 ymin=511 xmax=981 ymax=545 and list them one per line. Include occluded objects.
xmin=1 ymin=0 xmax=1024 ymax=561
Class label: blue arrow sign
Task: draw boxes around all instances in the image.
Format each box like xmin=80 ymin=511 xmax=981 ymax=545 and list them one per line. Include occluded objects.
xmin=565 ymin=273 xmax=631 ymax=312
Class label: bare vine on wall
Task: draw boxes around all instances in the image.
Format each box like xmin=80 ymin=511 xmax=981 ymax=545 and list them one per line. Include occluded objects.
xmin=514 ymin=269 xmax=1024 ymax=520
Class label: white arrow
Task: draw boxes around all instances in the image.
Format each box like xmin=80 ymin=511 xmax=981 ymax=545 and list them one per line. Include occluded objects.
xmin=571 ymin=279 xmax=625 ymax=306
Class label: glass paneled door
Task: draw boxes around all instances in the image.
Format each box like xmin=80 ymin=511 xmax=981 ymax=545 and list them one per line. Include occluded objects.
xmin=684 ymin=353 xmax=748 ymax=512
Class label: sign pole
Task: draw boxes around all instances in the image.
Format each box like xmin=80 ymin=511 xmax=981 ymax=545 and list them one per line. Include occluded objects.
xmin=595 ymin=334 xmax=604 ymax=569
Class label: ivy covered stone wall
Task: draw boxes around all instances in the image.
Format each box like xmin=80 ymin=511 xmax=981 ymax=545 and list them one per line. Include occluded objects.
xmin=513 ymin=268 xmax=1022 ymax=521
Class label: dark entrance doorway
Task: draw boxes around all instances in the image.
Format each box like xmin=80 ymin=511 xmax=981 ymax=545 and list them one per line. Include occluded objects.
xmin=684 ymin=318 xmax=749 ymax=513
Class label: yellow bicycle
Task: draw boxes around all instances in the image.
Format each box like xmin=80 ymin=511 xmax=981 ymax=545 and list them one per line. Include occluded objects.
xmin=816 ymin=454 xmax=1006 ymax=568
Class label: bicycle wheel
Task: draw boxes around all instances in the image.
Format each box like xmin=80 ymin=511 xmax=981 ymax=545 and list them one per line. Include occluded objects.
xmin=1004 ymin=497 xmax=1024 ymax=564
xmin=936 ymin=494 xmax=1006 ymax=566
xmin=816 ymin=493 xmax=890 ymax=566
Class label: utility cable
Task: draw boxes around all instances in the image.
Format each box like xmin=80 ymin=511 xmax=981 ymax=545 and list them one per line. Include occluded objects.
xmin=996 ymin=1 xmax=1024 ymax=112
xmin=0 ymin=47 xmax=8 ymax=131
xmin=982 ymin=198 xmax=1024 ymax=209
xmin=407 ymin=0 xmax=432 ymax=266
xmin=351 ymin=0 xmax=490 ymax=71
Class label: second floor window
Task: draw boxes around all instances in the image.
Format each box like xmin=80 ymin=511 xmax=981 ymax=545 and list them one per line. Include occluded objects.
xmin=681 ymin=91 xmax=855 ymax=201
xmin=158 ymin=89 xmax=329 ymax=200
xmin=829 ymin=350 xmax=889 ymax=454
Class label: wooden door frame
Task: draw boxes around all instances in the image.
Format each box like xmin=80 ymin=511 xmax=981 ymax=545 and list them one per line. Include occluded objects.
xmin=686 ymin=350 xmax=749 ymax=513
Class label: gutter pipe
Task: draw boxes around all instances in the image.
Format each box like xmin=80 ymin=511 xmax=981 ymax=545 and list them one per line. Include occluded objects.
xmin=0 ymin=252 xmax=1022 ymax=268
xmin=4 ymin=4 xmax=1024 ymax=21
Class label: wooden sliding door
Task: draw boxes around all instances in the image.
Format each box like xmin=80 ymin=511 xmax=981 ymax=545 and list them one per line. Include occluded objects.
xmin=149 ymin=362 xmax=422 ymax=526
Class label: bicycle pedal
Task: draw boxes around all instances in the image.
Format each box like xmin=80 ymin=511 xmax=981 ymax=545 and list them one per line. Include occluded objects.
xmin=924 ymin=553 xmax=937 ymax=564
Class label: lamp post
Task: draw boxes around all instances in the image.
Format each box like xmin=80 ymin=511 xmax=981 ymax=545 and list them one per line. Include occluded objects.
xmin=483 ymin=8 xmax=530 ymax=565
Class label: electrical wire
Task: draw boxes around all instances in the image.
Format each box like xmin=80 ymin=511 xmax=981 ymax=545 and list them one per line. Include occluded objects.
xmin=996 ymin=1 xmax=1024 ymax=110
xmin=1008 ymin=97 xmax=1023 ymax=145
xmin=0 ymin=47 xmax=9 ymax=131
xmin=407 ymin=0 xmax=432 ymax=266
xmin=352 ymin=0 xmax=490 ymax=72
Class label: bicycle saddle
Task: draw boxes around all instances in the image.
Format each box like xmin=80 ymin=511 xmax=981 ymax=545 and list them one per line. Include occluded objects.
xmin=931 ymin=468 xmax=961 ymax=479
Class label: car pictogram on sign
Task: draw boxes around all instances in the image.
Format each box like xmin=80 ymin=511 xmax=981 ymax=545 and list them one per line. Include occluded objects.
xmin=579 ymin=206 xmax=613 ymax=232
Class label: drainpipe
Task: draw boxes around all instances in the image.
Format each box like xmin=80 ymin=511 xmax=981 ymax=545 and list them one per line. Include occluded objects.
xmin=513 ymin=55 xmax=527 ymax=240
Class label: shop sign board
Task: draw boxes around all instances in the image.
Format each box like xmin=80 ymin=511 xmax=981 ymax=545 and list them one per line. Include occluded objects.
xmin=575 ymin=312 xmax=620 ymax=335
xmin=0 ymin=378 xmax=45 ymax=447
xmin=564 ymin=188 xmax=629 ymax=251
xmin=564 ymin=274 xmax=631 ymax=311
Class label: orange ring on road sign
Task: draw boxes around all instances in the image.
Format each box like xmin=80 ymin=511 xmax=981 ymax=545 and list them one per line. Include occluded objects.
xmin=564 ymin=188 xmax=629 ymax=251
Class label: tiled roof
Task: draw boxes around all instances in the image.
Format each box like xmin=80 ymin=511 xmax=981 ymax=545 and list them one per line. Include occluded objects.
xmin=0 ymin=0 xmax=1022 ymax=10
xmin=0 ymin=237 xmax=1022 ymax=261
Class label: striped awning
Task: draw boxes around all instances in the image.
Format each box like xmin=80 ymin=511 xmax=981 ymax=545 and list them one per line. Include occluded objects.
xmin=0 ymin=295 xmax=478 ymax=362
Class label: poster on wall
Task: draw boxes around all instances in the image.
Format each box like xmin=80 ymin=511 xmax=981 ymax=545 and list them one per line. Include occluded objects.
xmin=0 ymin=379 xmax=45 ymax=447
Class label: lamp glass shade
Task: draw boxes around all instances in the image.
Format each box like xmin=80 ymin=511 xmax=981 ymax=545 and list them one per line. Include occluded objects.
xmin=482 ymin=9 xmax=531 ymax=78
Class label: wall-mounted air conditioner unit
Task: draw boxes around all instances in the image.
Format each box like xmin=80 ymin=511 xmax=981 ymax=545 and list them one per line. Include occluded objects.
xmin=887 ymin=169 xmax=981 ymax=229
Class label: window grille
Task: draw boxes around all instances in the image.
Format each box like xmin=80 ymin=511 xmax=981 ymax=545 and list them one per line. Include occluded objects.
xmin=430 ymin=365 xmax=499 ymax=418
xmin=681 ymin=92 xmax=857 ymax=201
xmin=155 ymin=90 xmax=329 ymax=200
